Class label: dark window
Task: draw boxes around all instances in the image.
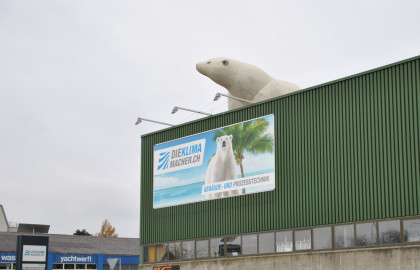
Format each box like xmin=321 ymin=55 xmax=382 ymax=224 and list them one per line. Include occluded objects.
xmin=356 ymin=222 xmax=377 ymax=246
xmin=0 ymin=264 xmax=12 ymax=270
xmin=259 ymin=232 xmax=275 ymax=254
xmin=182 ymin=240 xmax=195 ymax=259
xmin=156 ymin=244 xmax=168 ymax=262
xmin=276 ymin=231 xmax=293 ymax=252
xmin=168 ymin=242 xmax=182 ymax=260
xmin=210 ymin=237 xmax=224 ymax=258
xmin=196 ymin=240 xmax=209 ymax=258
xmin=242 ymin=234 xmax=257 ymax=255
xmin=226 ymin=236 xmax=241 ymax=257
xmin=403 ymin=219 xmax=420 ymax=243
xmin=53 ymin=265 xmax=63 ymax=269
xmin=379 ymin=220 xmax=401 ymax=245
xmin=295 ymin=230 xmax=311 ymax=251
xmin=313 ymin=227 xmax=332 ymax=250
xmin=335 ymin=224 xmax=354 ymax=248
xmin=143 ymin=245 xmax=155 ymax=263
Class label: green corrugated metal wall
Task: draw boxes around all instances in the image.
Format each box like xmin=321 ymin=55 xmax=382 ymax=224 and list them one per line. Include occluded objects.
xmin=140 ymin=56 xmax=420 ymax=245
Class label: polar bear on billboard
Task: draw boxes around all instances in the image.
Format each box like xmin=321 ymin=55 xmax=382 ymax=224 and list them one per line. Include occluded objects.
xmin=205 ymin=135 xmax=240 ymax=199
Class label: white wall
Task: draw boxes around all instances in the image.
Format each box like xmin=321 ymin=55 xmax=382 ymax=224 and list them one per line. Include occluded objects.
xmin=0 ymin=205 xmax=9 ymax=232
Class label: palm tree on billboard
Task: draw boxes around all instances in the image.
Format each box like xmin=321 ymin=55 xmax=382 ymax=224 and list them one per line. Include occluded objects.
xmin=213 ymin=118 xmax=274 ymax=177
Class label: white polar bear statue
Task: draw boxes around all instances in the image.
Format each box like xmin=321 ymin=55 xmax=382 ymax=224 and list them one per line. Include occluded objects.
xmin=205 ymin=135 xmax=240 ymax=199
xmin=196 ymin=57 xmax=301 ymax=110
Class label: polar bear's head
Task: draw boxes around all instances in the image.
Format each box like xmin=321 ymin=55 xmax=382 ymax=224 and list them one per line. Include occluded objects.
xmin=196 ymin=58 xmax=236 ymax=89
xmin=216 ymin=135 xmax=233 ymax=154
xmin=196 ymin=57 xmax=272 ymax=99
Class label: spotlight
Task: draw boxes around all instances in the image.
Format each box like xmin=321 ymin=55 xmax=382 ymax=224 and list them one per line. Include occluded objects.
xmin=134 ymin=117 xmax=174 ymax=127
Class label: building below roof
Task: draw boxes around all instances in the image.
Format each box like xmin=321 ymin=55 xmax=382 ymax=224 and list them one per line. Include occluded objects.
xmin=0 ymin=232 xmax=139 ymax=256
xmin=0 ymin=206 xmax=139 ymax=270
xmin=0 ymin=232 xmax=140 ymax=270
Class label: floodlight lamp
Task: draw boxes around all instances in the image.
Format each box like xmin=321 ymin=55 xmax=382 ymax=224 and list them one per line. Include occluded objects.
xmin=171 ymin=106 xmax=212 ymax=116
xmin=213 ymin=92 xmax=253 ymax=104
xmin=134 ymin=117 xmax=174 ymax=127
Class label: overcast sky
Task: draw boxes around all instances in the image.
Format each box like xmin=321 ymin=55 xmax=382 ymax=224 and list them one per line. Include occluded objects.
xmin=0 ymin=0 xmax=419 ymax=238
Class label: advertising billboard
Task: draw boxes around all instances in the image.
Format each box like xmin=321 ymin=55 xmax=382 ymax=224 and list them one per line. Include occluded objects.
xmin=153 ymin=115 xmax=275 ymax=208
xmin=22 ymin=246 xmax=46 ymax=262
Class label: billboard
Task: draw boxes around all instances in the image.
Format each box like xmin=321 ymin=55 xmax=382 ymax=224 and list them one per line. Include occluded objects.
xmin=16 ymin=236 xmax=48 ymax=270
xmin=153 ymin=115 xmax=275 ymax=208
xmin=22 ymin=246 xmax=46 ymax=262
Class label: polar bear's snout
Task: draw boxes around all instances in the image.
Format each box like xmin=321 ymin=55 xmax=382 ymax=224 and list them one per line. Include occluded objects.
xmin=222 ymin=140 xmax=226 ymax=148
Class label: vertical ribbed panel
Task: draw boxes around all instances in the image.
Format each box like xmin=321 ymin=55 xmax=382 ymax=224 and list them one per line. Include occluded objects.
xmin=140 ymin=56 xmax=420 ymax=245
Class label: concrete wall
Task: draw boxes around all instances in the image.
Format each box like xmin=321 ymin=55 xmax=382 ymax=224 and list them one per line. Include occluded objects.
xmin=139 ymin=245 xmax=420 ymax=270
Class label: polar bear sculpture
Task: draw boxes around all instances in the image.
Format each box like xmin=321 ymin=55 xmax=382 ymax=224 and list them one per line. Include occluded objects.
xmin=196 ymin=57 xmax=300 ymax=110
xmin=205 ymin=135 xmax=239 ymax=199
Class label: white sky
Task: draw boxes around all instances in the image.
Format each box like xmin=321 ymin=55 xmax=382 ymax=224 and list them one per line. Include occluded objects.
xmin=0 ymin=0 xmax=419 ymax=238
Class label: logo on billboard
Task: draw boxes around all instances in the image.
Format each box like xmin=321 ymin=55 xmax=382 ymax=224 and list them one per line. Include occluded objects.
xmin=22 ymin=245 xmax=46 ymax=262
xmin=157 ymin=151 xmax=170 ymax=171
xmin=154 ymin=139 xmax=206 ymax=175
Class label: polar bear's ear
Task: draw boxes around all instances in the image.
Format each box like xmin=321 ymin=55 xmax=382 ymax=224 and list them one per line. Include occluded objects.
xmin=216 ymin=137 xmax=219 ymax=143
xmin=229 ymin=135 xmax=233 ymax=141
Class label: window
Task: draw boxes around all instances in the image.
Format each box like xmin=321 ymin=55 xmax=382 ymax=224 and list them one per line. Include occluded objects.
xmin=335 ymin=224 xmax=354 ymax=248
xmin=295 ymin=230 xmax=311 ymax=251
xmin=356 ymin=222 xmax=377 ymax=247
xmin=226 ymin=236 xmax=241 ymax=256
xmin=86 ymin=265 xmax=96 ymax=270
xmin=168 ymin=242 xmax=182 ymax=261
xmin=379 ymin=220 xmax=400 ymax=245
xmin=242 ymin=234 xmax=257 ymax=255
xmin=0 ymin=264 xmax=10 ymax=270
xmin=276 ymin=231 xmax=293 ymax=252
xmin=139 ymin=216 xmax=420 ymax=262
xmin=64 ymin=265 xmax=74 ymax=269
xmin=156 ymin=244 xmax=167 ymax=262
xmin=258 ymin=232 xmax=275 ymax=254
xmin=182 ymin=240 xmax=195 ymax=259
xmin=313 ymin=227 xmax=332 ymax=250
xmin=403 ymin=219 xmax=420 ymax=243
xmin=75 ymin=265 xmax=85 ymax=269
xmin=196 ymin=239 xmax=209 ymax=258
xmin=210 ymin=237 xmax=224 ymax=258
xmin=143 ymin=245 xmax=155 ymax=263
xmin=53 ymin=265 xmax=63 ymax=269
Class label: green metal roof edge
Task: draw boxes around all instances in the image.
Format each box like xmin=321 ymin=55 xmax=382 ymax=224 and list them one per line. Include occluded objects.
xmin=140 ymin=54 xmax=420 ymax=139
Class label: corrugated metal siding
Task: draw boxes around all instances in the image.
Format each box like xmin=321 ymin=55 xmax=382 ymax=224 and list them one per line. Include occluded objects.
xmin=103 ymin=255 xmax=139 ymax=265
xmin=140 ymin=56 xmax=420 ymax=245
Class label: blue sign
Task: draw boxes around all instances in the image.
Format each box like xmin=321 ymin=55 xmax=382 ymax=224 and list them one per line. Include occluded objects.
xmin=53 ymin=254 xmax=97 ymax=264
xmin=0 ymin=253 xmax=16 ymax=263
